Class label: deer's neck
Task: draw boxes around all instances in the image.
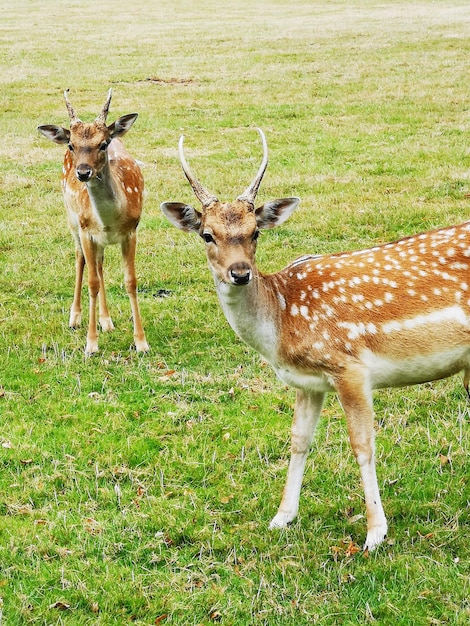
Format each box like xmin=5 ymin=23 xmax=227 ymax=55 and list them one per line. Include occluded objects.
xmin=85 ymin=162 xmax=121 ymax=222
xmin=214 ymin=270 xmax=280 ymax=363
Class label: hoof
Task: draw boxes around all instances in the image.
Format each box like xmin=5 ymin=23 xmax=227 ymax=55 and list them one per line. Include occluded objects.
xmin=69 ymin=313 xmax=82 ymax=328
xmin=269 ymin=511 xmax=296 ymax=530
xmin=85 ymin=341 xmax=99 ymax=356
xmin=99 ymin=317 xmax=115 ymax=332
xmin=134 ymin=338 xmax=150 ymax=353
xmin=363 ymin=524 xmax=388 ymax=551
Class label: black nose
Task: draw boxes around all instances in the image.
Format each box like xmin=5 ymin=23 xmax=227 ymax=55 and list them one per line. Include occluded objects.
xmin=76 ymin=165 xmax=93 ymax=182
xmin=229 ymin=264 xmax=252 ymax=285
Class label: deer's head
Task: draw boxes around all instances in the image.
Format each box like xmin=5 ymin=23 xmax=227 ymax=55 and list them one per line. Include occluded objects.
xmin=37 ymin=89 xmax=138 ymax=183
xmin=161 ymin=129 xmax=300 ymax=285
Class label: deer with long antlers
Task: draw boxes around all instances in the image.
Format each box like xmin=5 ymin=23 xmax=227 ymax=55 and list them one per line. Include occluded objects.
xmin=161 ymin=128 xmax=469 ymax=550
xmin=38 ymin=90 xmax=149 ymax=355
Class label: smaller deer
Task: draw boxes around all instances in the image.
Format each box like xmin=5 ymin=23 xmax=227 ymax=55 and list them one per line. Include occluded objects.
xmin=161 ymin=128 xmax=469 ymax=550
xmin=38 ymin=90 xmax=149 ymax=355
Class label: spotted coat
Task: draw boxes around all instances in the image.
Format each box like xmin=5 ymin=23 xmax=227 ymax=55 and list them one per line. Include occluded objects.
xmin=37 ymin=91 xmax=148 ymax=355
xmin=161 ymin=128 xmax=469 ymax=553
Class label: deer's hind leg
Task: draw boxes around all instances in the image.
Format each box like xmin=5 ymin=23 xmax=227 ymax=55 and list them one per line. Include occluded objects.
xmin=336 ymin=368 xmax=387 ymax=551
xmin=121 ymin=232 xmax=148 ymax=352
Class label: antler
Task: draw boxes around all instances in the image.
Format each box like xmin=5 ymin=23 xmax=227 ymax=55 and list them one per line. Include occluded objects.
xmin=178 ymin=135 xmax=218 ymax=207
xmin=96 ymin=88 xmax=113 ymax=124
xmin=237 ymin=127 xmax=269 ymax=205
xmin=63 ymin=89 xmax=81 ymax=123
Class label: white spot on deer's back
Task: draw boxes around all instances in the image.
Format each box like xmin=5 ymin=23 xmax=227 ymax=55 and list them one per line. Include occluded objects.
xmin=321 ymin=304 xmax=335 ymax=318
xmin=404 ymin=306 xmax=467 ymax=329
xmin=338 ymin=321 xmax=377 ymax=340
xmin=383 ymin=306 xmax=467 ymax=334
xmin=300 ymin=305 xmax=310 ymax=320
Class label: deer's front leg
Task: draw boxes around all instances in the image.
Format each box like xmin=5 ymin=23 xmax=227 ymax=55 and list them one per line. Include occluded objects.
xmin=69 ymin=245 xmax=85 ymax=328
xmin=269 ymin=389 xmax=325 ymax=529
xmin=80 ymin=235 xmax=100 ymax=355
xmin=336 ymin=370 xmax=387 ymax=551
xmin=121 ymin=233 xmax=149 ymax=352
xmin=96 ymin=248 xmax=114 ymax=333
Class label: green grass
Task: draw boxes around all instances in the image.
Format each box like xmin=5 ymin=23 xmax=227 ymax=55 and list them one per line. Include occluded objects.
xmin=0 ymin=0 xmax=469 ymax=624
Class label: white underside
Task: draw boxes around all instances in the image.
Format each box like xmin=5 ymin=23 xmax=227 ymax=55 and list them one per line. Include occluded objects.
xmin=273 ymin=366 xmax=335 ymax=392
xmin=364 ymin=346 xmax=470 ymax=388
xmin=274 ymin=345 xmax=470 ymax=392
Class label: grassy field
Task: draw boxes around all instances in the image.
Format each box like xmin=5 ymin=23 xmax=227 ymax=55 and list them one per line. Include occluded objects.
xmin=0 ymin=0 xmax=469 ymax=623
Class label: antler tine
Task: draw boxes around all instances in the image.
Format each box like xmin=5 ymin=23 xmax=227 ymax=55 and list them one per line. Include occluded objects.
xmin=178 ymin=135 xmax=218 ymax=207
xmin=63 ymin=89 xmax=80 ymax=123
xmin=237 ymin=127 xmax=269 ymax=206
xmin=96 ymin=88 xmax=113 ymax=124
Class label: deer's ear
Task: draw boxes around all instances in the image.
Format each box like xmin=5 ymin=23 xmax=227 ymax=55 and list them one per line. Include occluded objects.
xmin=161 ymin=202 xmax=202 ymax=233
xmin=37 ymin=125 xmax=70 ymax=145
xmin=255 ymin=197 xmax=300 ymax=229
xmin=108 ymin=113 xmax=138 ymax=138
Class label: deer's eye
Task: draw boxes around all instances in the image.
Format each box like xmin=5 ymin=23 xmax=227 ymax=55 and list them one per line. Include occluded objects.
xmin=202 ymin=232 xmax=215 ymax=244
xmin=252 ymin=229 xmax=260 ymax=241
xmin=68 ymin=143 xmax=74 ymax=152
xmin=99 ymin=141 xmax=109 ymax=151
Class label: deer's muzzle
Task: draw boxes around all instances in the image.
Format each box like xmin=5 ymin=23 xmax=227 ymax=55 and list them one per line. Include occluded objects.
xmin=228 ymin=263 xmax=252 ymax=286
xmin=76 ymin=164 xmax=93 ymax=182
